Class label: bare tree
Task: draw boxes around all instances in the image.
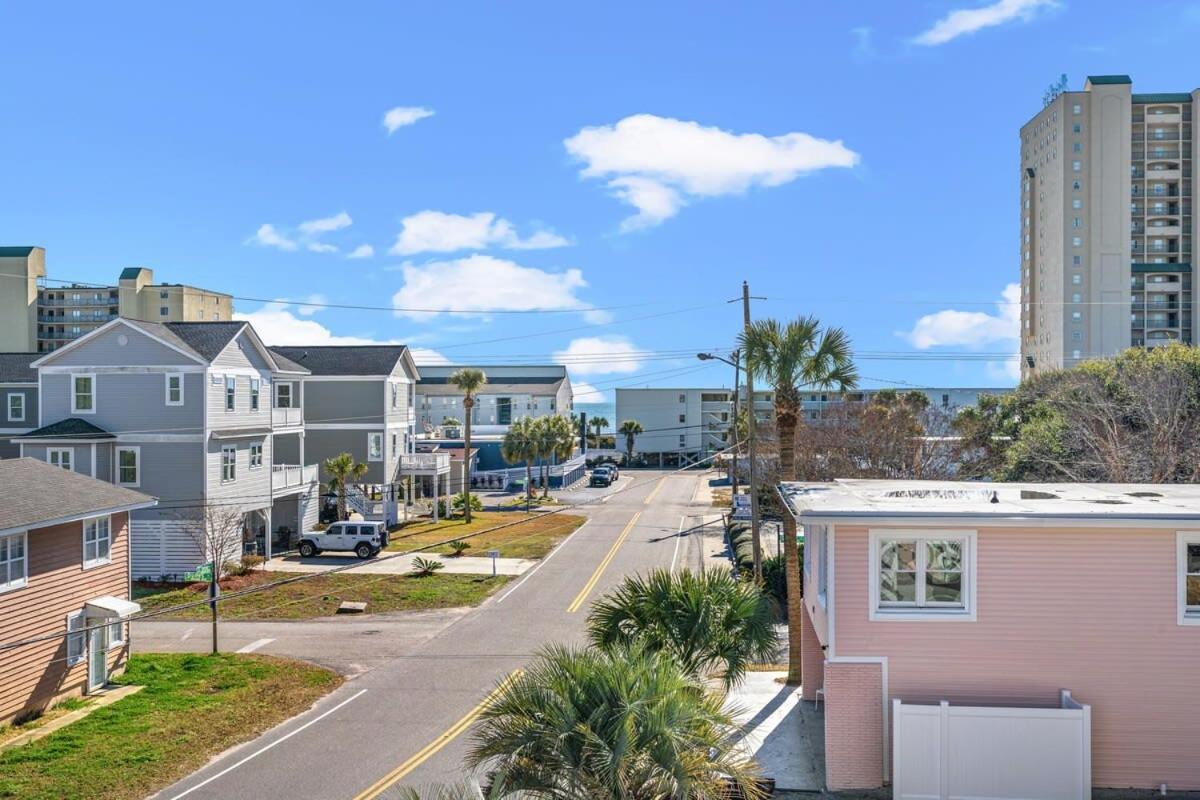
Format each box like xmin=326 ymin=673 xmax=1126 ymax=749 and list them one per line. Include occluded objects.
xmin=178 ymin=505 xmax=247 ymax=654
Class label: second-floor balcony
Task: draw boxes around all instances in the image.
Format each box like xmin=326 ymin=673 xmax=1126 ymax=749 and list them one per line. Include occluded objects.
xmin=271 ymin=406 xmax=303 ymax=428
xmin=272 ymin=463 xmax=318 ymax=496
xmin=400 ymin=452 xmax=451 ymax=475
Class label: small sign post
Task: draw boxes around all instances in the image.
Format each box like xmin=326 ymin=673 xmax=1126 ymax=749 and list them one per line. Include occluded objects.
xmin=487 ymin=549 xmax=500 ymax=577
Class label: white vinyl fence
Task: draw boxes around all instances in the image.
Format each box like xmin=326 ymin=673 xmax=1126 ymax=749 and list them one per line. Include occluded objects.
xmin=893 ymin=692 xmax=1091 ymax=800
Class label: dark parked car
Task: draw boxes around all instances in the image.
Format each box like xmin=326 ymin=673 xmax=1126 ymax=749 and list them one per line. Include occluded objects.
xmin=590 ymin=468 xmax=613 ymax=487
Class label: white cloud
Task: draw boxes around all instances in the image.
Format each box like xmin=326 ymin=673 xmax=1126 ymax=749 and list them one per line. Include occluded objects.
xmin=913 ymin=0 xmax=1057 ymax=46
xmin=411 ymin=348 xmax=451 ymax=365
xmin=383 ymin=106 xmax=435 ymax=134
xmin=247 ymin=224 xmax=298 ymax=251
xmin=390 ymin=254 xmax=603 ymax=321
xmin=347 ymin=244 xmax=375 ymax=259
xmin=307 ymin=242 xmax=339 ymax=254
xmin=571 ymin=380 xmax=608 ymax=402
xmin=295 ymin=294 xmax=327 ymax=317
xmin=903 ymin=283 xmax=1021 ymax=349
xmin=564 ymin=114 xmax=859 ymax=229
xmin=298 ymin=212 xmax=352 ymax=236
xmin=389 ymin=211 xmax=570 ymax=255
xmin=553 ymin=336 xmax=647 ymax=376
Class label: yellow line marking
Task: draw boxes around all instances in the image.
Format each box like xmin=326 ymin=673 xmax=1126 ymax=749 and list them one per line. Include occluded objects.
xmin=643 ymin=476 xmax=668 ymax=505
xmin=566 ymin=511 xmax=641 ymax=613
xmin=352 ymin=670 xmax=522 ymax=800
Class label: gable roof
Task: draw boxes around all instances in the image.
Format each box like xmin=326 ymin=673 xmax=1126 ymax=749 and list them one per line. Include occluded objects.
xmin=15 ymin=418 xmax=115 ymax=441
xmin=0 ymin=458 xmax=155 ymax=535
xmin=269 ymin=345 xmax=414 ymax=377
xmin=0 ymin=353 xmax=38 ymax=383
xmin=161 ymin=321 xmax=250 ymax=361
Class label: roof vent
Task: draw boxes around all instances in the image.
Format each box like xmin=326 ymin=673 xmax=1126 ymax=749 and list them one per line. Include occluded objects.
xmin=990 ymin=491 xmax=1000 ymax=504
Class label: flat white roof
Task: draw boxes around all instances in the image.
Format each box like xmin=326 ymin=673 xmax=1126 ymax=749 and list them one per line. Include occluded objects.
xmin=779 ymin=479 xmax=1200 ymax=521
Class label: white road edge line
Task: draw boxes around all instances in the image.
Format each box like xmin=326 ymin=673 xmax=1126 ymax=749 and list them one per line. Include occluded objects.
xmin=166 ymin=688 xmax=368 ymax=800
xmin=496 ymin=519 xmax=591 ymax=604
xmin=235 ymin=638 xmax=274 ymax=654
xmin=670 ymin=515 xmax=685 ymax=574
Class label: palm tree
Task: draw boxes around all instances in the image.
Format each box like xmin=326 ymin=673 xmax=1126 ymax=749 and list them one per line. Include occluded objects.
xmin=586 ymin=568 xmax=778 ymax=690
xmin=741 ymin=315 xmax=857 ymax=685
xmin=324 ymin=452 xmax=369 ymax=521
xmin=588 ymin=415 xmax=609 ymax=447
xmin=550 ymin=414 xmax=576 ymax=484
xmin=468 ymin=644 xmax=764 ymax=800
xmin=530 ymin=416 xmax=556 ymax=498
xmin=617 ymin=419 xmax=643 ymax=463
xmin=448 ymin=368 xmax=488 ymax=523
xmin=500 ymin=417 xmax=538 ymax=500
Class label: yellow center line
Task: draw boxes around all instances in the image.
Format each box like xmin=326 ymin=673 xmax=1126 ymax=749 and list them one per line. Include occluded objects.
xmin=351 ymin=670 xmax=522 ymax=800
xmin=643 ymin=476 xmax=668 ymax=505
xmin=566 ymin=511 xmax=641 ymax=614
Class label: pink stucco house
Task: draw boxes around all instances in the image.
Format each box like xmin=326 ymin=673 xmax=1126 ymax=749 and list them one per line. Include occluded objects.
xmin=782 ymin=479 xmax=1200 ymax=794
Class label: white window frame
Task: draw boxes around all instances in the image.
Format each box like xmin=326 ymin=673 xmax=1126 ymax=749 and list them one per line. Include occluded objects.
xmin=71 ymin=373 xmax=96 ymax=414
xmin=367 ymin=432 xmax=384 ymax=462
xmin=7 ymin=391 xmax=24 ymax=422
xmin=48 ymin=448 xmax=73 ymax=471
xmin=221 ymin=445 xmax=237 ymax=482
xmin=224 ymin=376 xmax=236 ymax=412
xmin=107 ymin=619 xmax=125 ymax=649
xmin=165 ymin=373 xmax=184 ymax=406
xmin=868 ymin=529 xmax=977 ymax=622
xmin=0 ymin=531 xmax=28 ymax=593
xmin=817 ymin=525 xmax=829 ymax=606
xmin=82 ymin=515 xmax=112 ymax=569
xmin=66 ymin=611 xmax=85 ymax=665
xmin=250 ymin=378 xmax=260 ymax=411
xmin=116 ymin=446 xmax=140 ymax=487
xmin=1177 ymin=532 xmax=1200 ymax=626
xmin=249 ymin=442 xmax=263 ymax=469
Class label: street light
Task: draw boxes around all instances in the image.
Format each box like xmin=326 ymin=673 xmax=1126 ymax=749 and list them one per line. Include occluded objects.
xmin=697 ymin=351 xmax=741 ymax=497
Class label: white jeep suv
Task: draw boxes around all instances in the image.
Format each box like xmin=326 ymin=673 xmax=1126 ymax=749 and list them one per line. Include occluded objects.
xmin=298 ymin=521 xmax=387 ymax=559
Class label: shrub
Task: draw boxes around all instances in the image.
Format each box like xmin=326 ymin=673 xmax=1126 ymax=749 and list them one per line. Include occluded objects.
xmin=448 ymin=539 xmax=470 ymax=557
xmin=221 ymin=560 xmax=247 ymax=577
xmin=240 ymin=554 xmax=265 ymax=572
xmin=411 ymin=556 xmax=445 ymax=577
xmin=760 ymin=543 xmax=802 ymax=607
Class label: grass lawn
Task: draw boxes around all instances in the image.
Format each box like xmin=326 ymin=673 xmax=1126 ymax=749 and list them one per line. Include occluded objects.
xmin=386 ymin=510 xmax=586 ymax=560
xmin=134 ymin=571 xmax=510 ymax=620
xmin=0 ymin=698 xmax=91 ymax=748
xmin=0 ymin=653 xmax=340 ymax=800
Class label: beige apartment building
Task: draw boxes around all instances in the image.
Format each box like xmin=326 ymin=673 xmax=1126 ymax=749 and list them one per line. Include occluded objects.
xmin=1020 ymin=75 xmax=1198 ymax=378
xmin=0 ymin=247 xmax=232 ymax=352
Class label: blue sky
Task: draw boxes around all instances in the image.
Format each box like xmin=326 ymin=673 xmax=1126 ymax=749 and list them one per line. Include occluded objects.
xmin=3 ymin=1 xmax=1198 ymax=401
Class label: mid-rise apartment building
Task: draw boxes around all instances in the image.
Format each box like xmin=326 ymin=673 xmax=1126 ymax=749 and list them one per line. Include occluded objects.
xmin=1020 ymin=76 xmax=1198 ymax=376
xmin=414 ymin=365 xmax=572 ymax=432
xmin=0 ymin=247 xmax=233 ymax=353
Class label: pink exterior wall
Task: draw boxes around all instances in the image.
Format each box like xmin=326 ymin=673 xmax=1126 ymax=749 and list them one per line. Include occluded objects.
xmin=823 ymin=660 xmax=883 ymax=790
xmin=831 ymin=522 xmax=1200 ymax=790
xmin=800 ymin=603 xmax=824 ymax=702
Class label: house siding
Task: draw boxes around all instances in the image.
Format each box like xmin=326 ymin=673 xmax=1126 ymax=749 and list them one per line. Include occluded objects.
xmin=41 ymin=324 xmax=199 ymax=367
xmin=0 ymin=386 xmax=36 ymax=432
xmin=206 ymin=435 xmax=272 ymax=516
xmin=0 ymin=512 xmax=131 ymax=724
xmin=305 ymin=427 xmax=383 ymax=484
xmin=304 ymin=379 xmax=385 ymax=426
xmin=40 ymin=372 xmax=204 ymax=435
xmin=830 ymin=522 xmax=1200 ymax=790
xmin=207 ymin=334 xmax=273 ymax=433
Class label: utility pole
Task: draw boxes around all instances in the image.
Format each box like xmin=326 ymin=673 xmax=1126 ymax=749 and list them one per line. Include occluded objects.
xmin=742 ymin=281 xmax=763 ymax=581
xmin=729 ymin=350 xmax=740 ymax=498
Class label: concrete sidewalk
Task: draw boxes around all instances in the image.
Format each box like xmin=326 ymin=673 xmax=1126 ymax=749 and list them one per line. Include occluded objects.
xmin=728 ymin=671 xmax=825 ymax=792
xmin=270 ymin=552 xmax=534 ymax=576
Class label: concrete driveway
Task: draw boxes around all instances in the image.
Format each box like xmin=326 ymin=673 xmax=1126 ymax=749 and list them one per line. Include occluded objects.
xmin=269 ymin=551 xmax=534 ymax=576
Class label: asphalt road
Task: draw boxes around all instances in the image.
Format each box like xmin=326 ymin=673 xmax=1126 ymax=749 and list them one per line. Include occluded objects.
xmin=147 ymin=470 xmax=727 ymax=800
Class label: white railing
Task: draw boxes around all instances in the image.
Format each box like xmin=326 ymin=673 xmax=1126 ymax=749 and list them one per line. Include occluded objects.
xmin=272 ymin=406 xmax=303 ymax=427
xmin=272 ymin=463 xmax=318 ymax=492
xmin=400 ymin=452 xmax=451 ymax=473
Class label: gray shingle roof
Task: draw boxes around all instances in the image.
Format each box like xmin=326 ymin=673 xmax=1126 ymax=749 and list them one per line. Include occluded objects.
xmin=0 ymin=353 xmax=38 ymax=383
xmin=269 ymin=349 xmax=309 ymax=373
xmin=16 ymin=418 xmax=115 ymax=441
xmin=0 ymin=458 xmax=155 ymax=532
xmin=162 ymin=321 xmax=249 ymax=361
xmin=270 ymin=346 xmax=410 ymax=376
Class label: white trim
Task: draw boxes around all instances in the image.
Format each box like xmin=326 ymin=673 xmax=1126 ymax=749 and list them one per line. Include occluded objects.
xmin=31 ymin=318 xmax=206 ymax=367
xmin=70 ymin=373 xmax=97 ymax=415
xmin=250 ymin=377 xmax=261 ymax=411
xmin=1177 ymin=531 xmax=1200 ymax=626
xmin=249 ymin=441 xmax=263 ymax=470
xmin=0 ymin=382 xmax=37 ymax=388
xmin=82 ymin=514 xmax=113 ymax=569
xmin=115 ymin=446 xmax=141 ymax=487
xmin=367 ymin=432 xmax=384 ymax=461
xmin=165 ymin=372 xmax=185 ymax=406
xmin=39 ymin=365 xmax=205 ymax=374
xmin=116 ymin=434 xmax=204 ymax=443
xmin=221 ymin=444 xmax=237 ymax=483
xmin=868 ymin=529 xmax=977 ymax=622
xmin=90 ymin=443 xmax=97 ymax=478
xmin=0 ymin=530 xmax=28 ymax=593
xmin=0 ymin=501 xmax=156 ymax=539
xmin=47 ymin=447 xmax=74 ymax=471
xmin=300 ymin=375 xmax=388 ymax=382
xmin=6 ymin=391 xmax=25 ymax=422
xmin=305 ymin=423 xmax=385 ymax=431
xmin=66 ymin=610 xmax=86 ymax=665
xmin=224 ymin=375 xmax=236 ymax=412
xmin=800 ymin=512 xmax=1200 ymax=529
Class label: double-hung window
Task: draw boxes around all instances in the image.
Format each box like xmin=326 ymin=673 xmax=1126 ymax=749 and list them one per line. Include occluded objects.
xmin=276 ymin=382 xmax=292 ymax=409
xmin=249 ymin=442 xmax=263 ymax=469
xmin=48 ymin=448 xmax=73 ymax=471
xmin=250 ymin=378 xmax=260 ymax=411
xmin=1178 ymin=533 xmax=1200 ymax=625
xmin=66 ymin=612 xmax=85 ymax=664
xmin=165 ymin=373 xmax=184 ymax=406
xmin=72 ymin=374 xmax=95 ymax=414
xmin=82 ymin=515 xmax=112 ymax=568
xmin=0 ymin=532 xmax=27 ymax=592
xmin=221 ymin=445 xmax=237 ymax=482
xmin=225 ymin=376 xmax=236 ymax=411
xmin=116 ymin=447 xmax=139 ymax=486
xmin=368 ymin=432 xmax=383 ymax=461
xmin=871 ymin=530 xmax=975 ymax=620
xmin=7 ymin=392 xmax=24 ymax=422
